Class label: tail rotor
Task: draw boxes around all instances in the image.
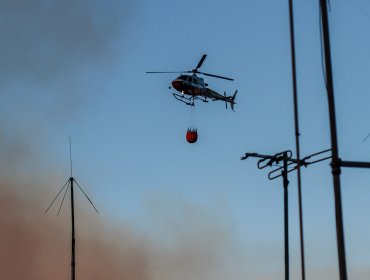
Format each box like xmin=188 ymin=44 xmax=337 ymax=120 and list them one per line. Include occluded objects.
xmin=230 ymin=90 xmax=238 ymax=111
xmin=223 ymin=90 xmax=238 ymax=111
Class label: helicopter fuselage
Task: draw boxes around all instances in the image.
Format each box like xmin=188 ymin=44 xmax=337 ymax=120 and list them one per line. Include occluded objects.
xmin=171 ymin=74 xmax=225 ymax=100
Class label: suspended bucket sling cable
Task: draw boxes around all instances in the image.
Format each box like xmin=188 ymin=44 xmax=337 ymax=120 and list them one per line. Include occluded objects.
xmin=186 ymin=103 xmax=198 ymax=143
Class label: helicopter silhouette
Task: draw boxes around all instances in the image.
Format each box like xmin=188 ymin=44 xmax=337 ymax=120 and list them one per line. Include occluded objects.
xmin=146 ymin=54 xmax=238 ymax=110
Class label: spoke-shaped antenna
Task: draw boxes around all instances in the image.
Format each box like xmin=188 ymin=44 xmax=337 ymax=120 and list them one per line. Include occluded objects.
xmin=45 ymin=137 xmax=99 ymax=280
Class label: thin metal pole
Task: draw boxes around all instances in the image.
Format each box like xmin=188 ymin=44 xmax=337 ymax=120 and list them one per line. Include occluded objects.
xmin=319 ymin=1 xmax=347 ymax=279
xmin=282 ymin=155 xmax=290 ymax=280
xmin=69 ymin=137 xmax=73 ymax=178
xmin=287 ymin=0 xmax=306 ymax=279
xmin=70 ymin=177 xmax=76 ymax=280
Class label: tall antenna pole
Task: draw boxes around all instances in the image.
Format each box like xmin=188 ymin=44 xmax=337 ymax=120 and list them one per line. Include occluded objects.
xmin=241 ymin=151 xmax=292 ymax=280
xmin=45 ymin=139 xmax=99 ymax=280
xmin=287 ymin=0 xmax=306 ymax=279
xmin=282 ymin=153 xmax=289 ymax=280
xmin=70 ymin=177 xmax=76 ymax=280
xmin=318 ymin=1 xmax=347 ymax=280
xmin=69 ymin=137 xmax=76 ymax=280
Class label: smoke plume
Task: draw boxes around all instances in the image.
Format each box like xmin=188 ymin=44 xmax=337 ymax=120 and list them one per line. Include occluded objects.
xmin=0 ymin=177 xmax=249 ymax=280
xmin=0 ymin=180 xmax=147 ymax=280
xmin=0 ymin=0 xmax=129 ymax=89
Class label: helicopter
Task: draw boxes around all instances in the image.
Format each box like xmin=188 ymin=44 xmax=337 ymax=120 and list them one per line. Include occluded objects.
xmin=146 ymin=54 xmax=238 ymax=110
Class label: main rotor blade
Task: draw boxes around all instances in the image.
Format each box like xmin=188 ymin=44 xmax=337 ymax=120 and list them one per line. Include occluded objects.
xmin=194 ymin=54 xmax=207 ymax=71
xmin=146 ymin=71 xmax=190 ymax=74
xmin=199 ymin=71 xmax=234 ymax=81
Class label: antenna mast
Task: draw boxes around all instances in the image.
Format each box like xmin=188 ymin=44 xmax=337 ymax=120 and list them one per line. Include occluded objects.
xmin=70 ymin=176 xmax=76 ymax=280
xmin=45 ymin=138 xmax=99 ymax=280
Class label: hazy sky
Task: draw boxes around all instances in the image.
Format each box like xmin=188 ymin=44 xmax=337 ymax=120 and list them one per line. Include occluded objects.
xmin=1 ymin=0 xmax=370 ymax=279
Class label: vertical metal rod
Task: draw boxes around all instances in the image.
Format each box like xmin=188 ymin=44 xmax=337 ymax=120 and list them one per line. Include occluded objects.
xmin=70 ymin=177 xmax=76 ymax=280
xmin=69 ymin=137 xmax=73 ymax=178
xmin=319 ymin=1 xmax=347 ymax=279
xmin=282 ymin=155 xmax=290 ymax=280
xmin=287 ymin=0 xmax=306 ymax=279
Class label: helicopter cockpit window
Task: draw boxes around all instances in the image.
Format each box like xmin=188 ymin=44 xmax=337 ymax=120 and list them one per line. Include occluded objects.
xmin=179 ymin=75 xmax=188 ymax=81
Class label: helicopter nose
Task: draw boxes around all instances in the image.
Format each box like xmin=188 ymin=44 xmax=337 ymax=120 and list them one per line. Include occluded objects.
xmin=172 ymin=80 xmax=182 ymax=91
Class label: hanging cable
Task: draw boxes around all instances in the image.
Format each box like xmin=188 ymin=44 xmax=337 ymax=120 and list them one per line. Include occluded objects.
xmin=188 ymin=104 xmax=196 ymax=129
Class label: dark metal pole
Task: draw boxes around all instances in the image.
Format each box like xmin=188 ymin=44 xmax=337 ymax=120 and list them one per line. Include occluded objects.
xmin=70 ymin=177 xmax=76 ymax=280
xmin=341 ymin=161 xmax=370 ymax=169
xmin=319 ymin=1 xmax=348 ymax=279
xmin=287 ymin=0 xmax=306 ymax=279
xmin=282 ymin=154 xmax=290 ymax=280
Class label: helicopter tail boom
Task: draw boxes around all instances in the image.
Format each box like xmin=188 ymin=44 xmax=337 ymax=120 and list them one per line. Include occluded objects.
xmin=207 ymin=88 xmax=238 ymax=110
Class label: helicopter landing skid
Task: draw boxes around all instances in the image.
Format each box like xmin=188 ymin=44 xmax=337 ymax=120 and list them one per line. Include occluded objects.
xmin=172 ymin=93 xmax=208 ymax=107
xmin=172 ymin=93 xmax=195 ymax=106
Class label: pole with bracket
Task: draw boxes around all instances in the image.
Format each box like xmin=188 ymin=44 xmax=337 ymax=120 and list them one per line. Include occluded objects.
xmin=241 ymin=149 xmax=332 ymax=280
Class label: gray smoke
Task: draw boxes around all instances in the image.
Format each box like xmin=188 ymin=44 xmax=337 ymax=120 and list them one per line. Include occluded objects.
xmin=0 ymin=0 xmax=130 ymax=88
xmin=0 ymin=0 xmax=135 ymax=138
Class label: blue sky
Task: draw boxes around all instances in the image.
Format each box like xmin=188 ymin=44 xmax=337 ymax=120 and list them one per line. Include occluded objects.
xmin=2 ymin=0 xmax=370 ymax=279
